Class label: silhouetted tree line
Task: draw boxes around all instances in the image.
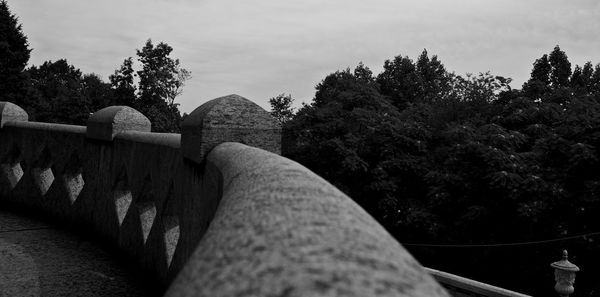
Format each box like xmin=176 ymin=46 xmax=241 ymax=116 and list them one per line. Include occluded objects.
xmin=273 ymin=46 xmax=600 ymax=296
xmin=0 ymin=0 xmax=189 ymax=132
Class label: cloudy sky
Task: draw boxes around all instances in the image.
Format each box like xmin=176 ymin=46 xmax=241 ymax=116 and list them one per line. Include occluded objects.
xmin=9 ymin=0 xmax=600 ymax=113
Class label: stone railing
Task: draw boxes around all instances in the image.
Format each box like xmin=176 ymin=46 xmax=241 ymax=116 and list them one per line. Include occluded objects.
xmin=426 ymin=268 xmax=531 ymax=297
xmin=0 ymin=95 xmax=448 ymax=296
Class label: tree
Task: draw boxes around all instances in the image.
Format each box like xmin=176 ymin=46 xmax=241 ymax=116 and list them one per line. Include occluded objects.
xmin=377 ymin=54 xmax=420 ymax=109
xmin=581 ymin=61 xmax=594 ymax=93
xmin=109 ymin=57 xmax=136 ymax=106
xmin=377 ymin=50 xmax=451 ymax=109
xmin=280 ymin=47 xmax=600 ymax=296
xmin=522 ymin=54 xmax=551 ymax=98
xmin=415 ymin=49 xmax=450 ymax=102
xmin=136 ymin=39 xmax=190 ymax=106
xmin=269 ymin=93 xmax=294 ymax=125
xmin=83 ymin=73 xmax=113 ymax=111
xmin=449 ymin=72 xmax=511 ymax=102
xmin=591 ymin=63 xmax=600 ymax=94
xmin=285 ymin=64 xmax=432 ymax=220
xmin=25 ymin=59 xmax=90 ymax=124
xmin=570 ymin=65 xmax=585 ymax=95
xmin=530 ymin=54 xmax=552 ymax=85
xmin=0 ymin=0 xmax=31 ymax=102
xmin=134 ymin=39 xmax=191 ymax=132
xmin=353 ymin=61 xmax=375 ymax=82
xmin=548 ymin=45 xmax=572 ymax=89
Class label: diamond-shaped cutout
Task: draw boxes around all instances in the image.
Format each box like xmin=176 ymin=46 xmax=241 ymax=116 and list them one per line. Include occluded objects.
xmin=31 ymin=146 xmax=55 ymax=196
xmin=136 ymin=174 xmax=156 ymax=245
xmin=62 ymin=152 xmax=85 ymax=204
xmin=138 ymin=202 xmax=156 ymax=244
xmin=113 ymin=165 xmax=132 ymax=226
xmin=0 ymin=145 xmax=24 ymax=190
xmin=163 ymin=216 xmax=179 ymax=268
xmin=162 ymin=184 xmax=179 ymax=268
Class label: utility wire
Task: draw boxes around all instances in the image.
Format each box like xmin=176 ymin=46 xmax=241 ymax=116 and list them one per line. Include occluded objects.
xmin=400 ymin=231 xmax=600 ymax=248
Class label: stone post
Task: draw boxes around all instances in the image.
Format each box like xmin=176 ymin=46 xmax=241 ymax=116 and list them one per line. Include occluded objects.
xmin=0 ymin=102 xmax=28 ymax=191
xmin=86 ymin=106 xmax=151 ymax=141
xmin=0 ymin=102 xmax=29 ymax=128
xmin=181 ymin=94 xmax=281 ymax=164
xmin=551 ymin=250 xmax=580 ymax=297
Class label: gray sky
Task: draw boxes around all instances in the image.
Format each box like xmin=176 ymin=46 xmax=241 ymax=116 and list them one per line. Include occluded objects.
xmin=9 ymin=0 xmax=600 ymax=113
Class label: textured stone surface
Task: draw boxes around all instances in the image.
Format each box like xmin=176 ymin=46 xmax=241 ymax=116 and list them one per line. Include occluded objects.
xmin=181 ymin=94 xmax=281 ymax=163
xmin=0 ymin=101 xmax=28 ymax=128
xmin=87 ymin=106 xmax=151 ymax=141
xmin=1 ymin=102 xmax=450 ymax=297
xmin=165 ymin=143 xmax=449 ymax=297
xmin=0 ymin=120 xmax=216 ymax=285
xmin=0 ymin=209 xmax=159 ymax=297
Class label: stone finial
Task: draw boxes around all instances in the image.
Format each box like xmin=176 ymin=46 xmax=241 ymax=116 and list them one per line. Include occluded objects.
xmin=0 ymin=102 xmax=28 ymax=128
xmin=86 ymin=106 xmax=151 ymax=141
xmin=181 ymin=94 xmax=281 ymax=163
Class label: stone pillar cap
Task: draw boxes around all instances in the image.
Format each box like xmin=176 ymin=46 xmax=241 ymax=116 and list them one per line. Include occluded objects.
xmin=0 ymin=102 xmax=29 ymax=128
xmin=181 ymin=94 xmax=281 ymax=163
xmin=182 ymin=94 xmax=279 ymax=129
xmin=87 ymin=106 xmax=151 ymax=141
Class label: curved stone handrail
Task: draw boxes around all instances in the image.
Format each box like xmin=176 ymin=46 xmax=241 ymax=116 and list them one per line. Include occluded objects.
xmin=0 ymin=95 xmax=449 ymax=296
xmin=167 ymin=142 xmax=448 ymax=296
xmin=426 ymin=268 xmax=531 ymax=297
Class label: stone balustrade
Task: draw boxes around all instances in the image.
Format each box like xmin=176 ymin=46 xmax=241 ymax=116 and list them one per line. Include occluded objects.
xmin=426 ymin=268 xmax=531 ymax=297
xmin=0 ymin=96 xmax=448 ymax=296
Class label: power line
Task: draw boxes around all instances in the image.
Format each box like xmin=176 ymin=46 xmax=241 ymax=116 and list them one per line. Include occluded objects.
xmin=401 ymin=231 xmax=600 ymax=248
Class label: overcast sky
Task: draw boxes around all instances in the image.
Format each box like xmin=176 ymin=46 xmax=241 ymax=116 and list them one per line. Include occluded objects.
xmin=9 ymin=0 xmax=600 ymax=113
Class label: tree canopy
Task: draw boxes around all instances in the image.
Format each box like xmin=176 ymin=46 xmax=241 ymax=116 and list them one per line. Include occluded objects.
xmin=121 ymin=39 xmax=191 ymax=132
xmin=281 ymin=46 xmax=600 ymax=296
xmin=269 ymin=93 xmax=295 ymax=125
xmin=0 ymin=20 xmax=190 ymax=131
xmin=24 ymin=59 xmax=93 ymax=124
xmin=109 ymin=57 xmax=136 ymax=107
xmin=0 ymin=0 xmax=31 ymax=103
xmin=0 ymin=5 xmax=190 ymax=130
xmin=136 ymin=39 xmax=191 ymax=106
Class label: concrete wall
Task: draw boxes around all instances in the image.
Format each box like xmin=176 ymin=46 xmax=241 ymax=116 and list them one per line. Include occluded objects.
xmin=0 ymin=96 xmax=449 ymax=296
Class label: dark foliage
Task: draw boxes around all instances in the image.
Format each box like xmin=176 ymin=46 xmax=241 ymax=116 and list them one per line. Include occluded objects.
xmin=24 ymin=59 xmax=94 ymax=124
xmin=109 ymin=57 xmax=136 ymax=107
xmin=283 ymin=47 xmax=600 ymax=296
xmin=131 ymin=39 xmax=190 ymax=132
xmin=269 ymin=93 xmax=294 ymax=125
xmin=0 ymin=0 xmax=31 ymax=103
xmin=1 ymin=18 xmax=188 ymax=130
xmin=377 ymin=49 xmax=450 ymax=109
xmin=0 ymin=5 xmax=189 ymax=130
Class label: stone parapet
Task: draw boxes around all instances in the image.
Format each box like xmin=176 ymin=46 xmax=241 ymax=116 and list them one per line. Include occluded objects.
xmin=0 ymin=99 xmax=448 ymax=297
xmin=426 ymin=268 xmax=531 ymax=297
xmin=167 ymin=142 xmax=448 ymax=297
